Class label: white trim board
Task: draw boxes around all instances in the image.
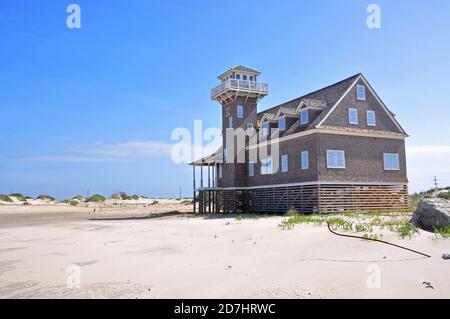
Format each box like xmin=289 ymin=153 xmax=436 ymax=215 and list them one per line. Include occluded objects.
xmin=316 ymin=74 xmax=407 ymax=135
xmin=196 ymin=181 xmax=407 ymax=191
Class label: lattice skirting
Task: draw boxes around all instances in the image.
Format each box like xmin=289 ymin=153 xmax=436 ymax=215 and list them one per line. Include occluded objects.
xmin=195 ymin=184 xmax=409 ymax=213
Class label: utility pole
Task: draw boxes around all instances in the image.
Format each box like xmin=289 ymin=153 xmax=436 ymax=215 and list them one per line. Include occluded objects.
xmin=434 ymin=176 xmax=438 ymax=192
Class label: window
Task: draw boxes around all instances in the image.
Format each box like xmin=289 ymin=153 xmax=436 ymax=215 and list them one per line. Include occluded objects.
xmin=384 ymin=153 xmax=400 ymax=170
xmin=228 ymin=117 xmax=233 ymax=128
xmin=301 ymin=151 xmax=309 ymax=170
xmin=281 ymin=155 xmax=288 ymax=173
xmin=237 ymin=105 xmax=244 ymax=118
xmin=242 ymin=74 xmax=247 ymax=81
xmin=261 ymin=158 xmax=273 ymax=175
xmin=249 ymin=76 xmax=254 ymax=82
xmin=235 ymin=74 xmax=241 ymax=80
xmin=357 ymin=85 xmax=366 ymax=100
xmin=246 ymin=123 xmax=254 ymax=136
xmin=348 ymin=108 xmax=358 ymax=125
xmin=327 ymin=150 xmax=346 ymax=168
xmin=263 ymin=121 xmax=270 ymax=136
xmin=218 ymin=164 xmax=223 ymax=178
xmin=279 ymin=116 xmax=286 ymax=131
xmin=367 ymin=111 xmax=376 ymax=126
xmin=300 ymin=110 xmax=309 ymax=125
xmin=248 ymin=162 xmax=255 ymax=177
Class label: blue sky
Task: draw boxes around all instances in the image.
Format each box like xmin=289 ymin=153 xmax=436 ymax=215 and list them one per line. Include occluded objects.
xmin=0 ymin=0 xmax=449 ymax=198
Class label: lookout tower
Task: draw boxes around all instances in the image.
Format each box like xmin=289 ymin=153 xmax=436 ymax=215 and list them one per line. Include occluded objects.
xmin=210 ymin=65 xmax=269 ymax=188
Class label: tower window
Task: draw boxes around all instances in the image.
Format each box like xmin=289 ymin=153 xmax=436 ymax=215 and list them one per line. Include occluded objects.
xmin=248 ymin=162 xmax=255 ymax=177
xmin=279 ymin=116 xmax=286 ymax=131
xmin=357 ymin=85 xmax=366 ymax=100
xmin=300 ymin=110 xmax=309 ymax=125
xmin=263 ymin=121 xmax=270 ymax=136
xmin=281 ymin=155 xmax=288 ymax=173
xmin=249 ymin=76 xmax=254 ymax=82
xmin=237 ymin=105 xmax=244 ymax=118
xmin=301 ymin=151 xmax=309 ymax=170
xmin=261 ymin=158 xmax=273 ymax=175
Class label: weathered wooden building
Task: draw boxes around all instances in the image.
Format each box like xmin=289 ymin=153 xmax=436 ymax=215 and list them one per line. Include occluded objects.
xmin=191 ymin=66 xmax=408 ymax=213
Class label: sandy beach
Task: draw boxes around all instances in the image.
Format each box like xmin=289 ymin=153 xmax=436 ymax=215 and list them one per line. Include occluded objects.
xmin=0 ymin=204 xmax=449 ymax=299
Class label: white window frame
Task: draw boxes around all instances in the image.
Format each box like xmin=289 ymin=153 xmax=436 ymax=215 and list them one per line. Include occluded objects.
xmin=327 ymin=150 xmax=346 ymax=169
xmin=281 ymin=154 xmax=288 ymax=173
xmin=261 ymin=158 xmax=273 ymax=175
xmin=248 ymin=161 xmax=255 ymax=177
xmin=383 ymin=153 xmax=400 ymax=171
xmin=263 ymin=121 xmax=270 ymax=137
xmin=300 ymin=110 xmax=309 ymax=125
xmin=228 ymin=116 xmax=233 ymax=128
xmin=246 ymin=123 xmax=254 ymax=136
xmin=237 ymin=105 xmax=244 ymax=118
xmin=301 ymin=150 xmax=309 ymax=170
xmin=348 ymin=108 xmax=358 ymax=125
xmin=279 ymin=116 xmax=286 ymax=131
xmin=357 ymin=84 xmax=366 ymax=101
xmin=367 ymin=110 xmax=376 ymax=126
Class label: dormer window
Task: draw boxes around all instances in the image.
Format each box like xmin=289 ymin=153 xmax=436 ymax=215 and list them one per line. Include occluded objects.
xmin=357 ymin=85 xmax=366 ymax=100
xmin=263 ymin=121 xmax=270 ymax=137
xmin=300 ymin=110 xmax=309 ymax=125
xmin=237 ymin=105 xmax=244 ymax=118
xmin=278 ymin=116 xmax=286 ymax=131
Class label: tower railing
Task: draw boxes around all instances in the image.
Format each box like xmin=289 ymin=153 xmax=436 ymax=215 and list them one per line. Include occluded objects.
xmin=211 ymin=79 xmax=269 ymax=99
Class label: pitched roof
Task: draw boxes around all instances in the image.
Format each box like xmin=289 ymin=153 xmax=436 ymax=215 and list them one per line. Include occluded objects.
xmin=257 ymin=73 xmax=361 ymax=126
xmin=217 ymin=65 xmax=261 ymax=79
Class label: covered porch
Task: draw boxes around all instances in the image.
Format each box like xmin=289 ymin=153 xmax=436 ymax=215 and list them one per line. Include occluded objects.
xmin=190 ymin=149 xmax=223 ymax=214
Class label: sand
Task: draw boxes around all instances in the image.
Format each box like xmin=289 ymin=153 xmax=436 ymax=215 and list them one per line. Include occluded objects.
xmin=0 ymin=205 xmax=449 ymax=299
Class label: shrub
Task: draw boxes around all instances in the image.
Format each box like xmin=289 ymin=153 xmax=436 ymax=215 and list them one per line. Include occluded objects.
xmin=69 ymin=200 xmax=78 ymax=206
xmin=0 ymin=194 xmax=13 ymax=202
xmin=438 ymin=192 xmax=450 ymax=200
xmin=152 ymin=200 xmax=160 ymax=205
xmin=9 ymin=193 xmax=27 ymax=201
xmin=434 ymin=225 xmax=450 ymax=239
xmin=37 ymin=194 xmax=56 ymax=201
xmin=285 ymin=209 xmax=299 ymax=217
xmin=87 ymin=194 xmax=106 ymax=202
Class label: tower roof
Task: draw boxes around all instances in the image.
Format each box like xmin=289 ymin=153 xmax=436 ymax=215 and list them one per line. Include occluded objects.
xmin=217 ymin=65 xmax=261 ymax=80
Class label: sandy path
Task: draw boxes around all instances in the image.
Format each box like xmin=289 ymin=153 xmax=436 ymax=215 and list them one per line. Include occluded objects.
xmin=0 ymin=211 xmax=449 ymax=299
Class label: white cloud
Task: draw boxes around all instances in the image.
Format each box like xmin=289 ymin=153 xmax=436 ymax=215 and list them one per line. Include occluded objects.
xmin=406 ymin=145 xmax=450 ymax=192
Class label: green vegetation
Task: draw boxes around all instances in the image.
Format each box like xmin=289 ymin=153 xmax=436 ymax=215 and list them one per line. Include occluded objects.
xmin=285 ymin=209 xmax=299 ymax=217
xmin=87 ymin=194 xmax=106 ymax=202
xmin=37 ymin=194 xmax=56 ymax=201
xmin=434 ymin=225 xmax=450 ymax=239
xmin=180 ymin=199 xmax=193 ymax=205
xmin=0 ymin=194 xmax=13 ymax=202
xmin=437 ymin=192 xmax=450 ymax=200
xmin=111 ymin=192 xmax=141 ymax=200
xmin=9 ymin=193 xmax=27 ymax=202
xmin=70 ymin=200 xmax=78 ymax=206
xmin=152 ymin=200 xmax=160 ymax=205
